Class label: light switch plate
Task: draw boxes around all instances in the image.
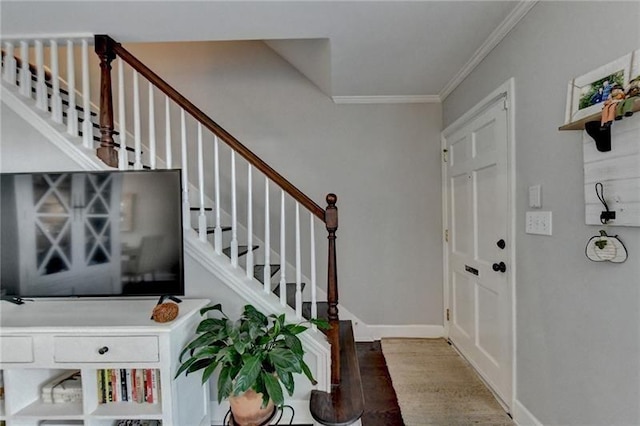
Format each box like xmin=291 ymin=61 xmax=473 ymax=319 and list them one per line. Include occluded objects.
xmin=526 ymin=211 xmax=552 ymax=235
xmin=529 ymin=185 xmax=541 ymax=208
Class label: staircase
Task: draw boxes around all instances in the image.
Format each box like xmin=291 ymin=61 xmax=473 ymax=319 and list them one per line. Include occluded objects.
xmin=1 ymin=35 xmax=363 ymax=425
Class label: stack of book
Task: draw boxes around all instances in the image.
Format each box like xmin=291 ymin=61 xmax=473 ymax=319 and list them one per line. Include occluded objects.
xmin=41 ymin=371 xmax=82 ymax=404
xmin=97 ymin=369 xmax=160 ymax=404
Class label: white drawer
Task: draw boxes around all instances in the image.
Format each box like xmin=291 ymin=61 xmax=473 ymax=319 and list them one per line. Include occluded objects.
xmin=0 ymin=336 xmax=34 ymax=363
xmin=54 ymin=335 xmax=159 ymax=363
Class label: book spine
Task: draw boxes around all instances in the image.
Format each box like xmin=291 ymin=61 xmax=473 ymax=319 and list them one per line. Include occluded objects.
xmin=107 ymin=369 xmax=113 ymax=402
xmin=136 ymin=369 xmax=145 ymax=403
xmin=120 ymin=369 xmax=128 ymax=402
xmin=130 ymin=369 xmax=136 ymax=403
xmin=145 ymin=369 xmax=153 ymax=403
xmin=97 ymin=370 xmax=104 ymax=404
xmin=150 ymin=369 xmax=159 ymax=404
xmin=112 ymin=368 xmax=119 ymax=402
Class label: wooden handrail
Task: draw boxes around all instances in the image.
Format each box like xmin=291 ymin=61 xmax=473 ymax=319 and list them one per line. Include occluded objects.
xmin=1 ymin=49 xmax=53 ymax=83
xmin=96 ymin=35 xmax=325 ymax=221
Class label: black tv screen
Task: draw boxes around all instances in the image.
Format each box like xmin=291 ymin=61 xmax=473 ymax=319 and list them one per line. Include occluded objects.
xmin=1 ymin=169 xmax=184 ymax=298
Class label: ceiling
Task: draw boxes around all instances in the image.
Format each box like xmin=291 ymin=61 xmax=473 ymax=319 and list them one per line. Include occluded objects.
xmin=0 ymin=1 xmax=535 ymax=102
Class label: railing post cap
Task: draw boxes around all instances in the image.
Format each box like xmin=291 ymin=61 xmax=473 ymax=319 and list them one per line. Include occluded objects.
xmin=326 ymin=193 xmax=337 ymax=206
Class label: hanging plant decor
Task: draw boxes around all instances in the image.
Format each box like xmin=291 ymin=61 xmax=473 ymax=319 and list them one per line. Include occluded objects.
xmin=585 ymin=230 xmax=628 ymax=263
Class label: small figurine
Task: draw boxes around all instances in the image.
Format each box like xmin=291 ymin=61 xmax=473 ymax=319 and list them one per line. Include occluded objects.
xmin=151 ymin=302 xmax=179 ymax=323
xmin=601 ymin=84 xmax=626 ymax=128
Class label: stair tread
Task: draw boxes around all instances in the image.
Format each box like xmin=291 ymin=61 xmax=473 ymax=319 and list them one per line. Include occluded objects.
xmin=310 ymin=320 xmax=365 ymax=426
xmin=222 ymin=245 xmax=259 ymax=258
xmin=302 ymin=301 xmax=329 ymax=323
xmin=272 ymin=282 xmax=306 ymax=309
xmin=190 ymin=207 xmax=214 ymax=211
xmin=193 ymin=226 xmax=232 ymax=234
xmin=253 ymin=264 xmax=280 ymax=283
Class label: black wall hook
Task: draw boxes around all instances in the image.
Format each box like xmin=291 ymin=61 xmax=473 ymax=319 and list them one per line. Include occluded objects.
xmin=595 ymin=182 xmax=616 ymax=224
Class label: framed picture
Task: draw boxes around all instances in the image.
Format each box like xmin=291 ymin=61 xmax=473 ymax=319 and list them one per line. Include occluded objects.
xmin=564 ymin=53 xmax=632 ymax=125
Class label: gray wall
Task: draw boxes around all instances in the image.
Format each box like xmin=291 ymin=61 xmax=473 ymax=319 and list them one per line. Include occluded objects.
xmin=123 ymin=41 xmax=444 ymax=326
xmin=443 ymin=2 xmax=640 ymax=425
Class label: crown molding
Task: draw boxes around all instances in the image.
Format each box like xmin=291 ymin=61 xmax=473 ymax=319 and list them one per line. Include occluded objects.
xmin=332 ymin=94 xmax=441 ymax=104
xmin=439 ymin=0 xmax=538 ymax=101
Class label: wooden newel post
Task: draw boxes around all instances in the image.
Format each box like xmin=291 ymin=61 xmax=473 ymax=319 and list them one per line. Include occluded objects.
xmin=325 ymin=193 xmax=340 ymax=385
xmin=95 ymin=35 xmax=118 ymax=167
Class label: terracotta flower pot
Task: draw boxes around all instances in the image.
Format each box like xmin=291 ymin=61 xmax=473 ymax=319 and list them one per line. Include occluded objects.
xmin=229 ymin=389 xmax=275 ymax=426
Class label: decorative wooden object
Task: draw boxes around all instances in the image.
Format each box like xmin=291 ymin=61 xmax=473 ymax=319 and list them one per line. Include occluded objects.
xmin=151 ymin=302 xmax=179 ymax=323
xmin=325 ymin=193 xmax=340 ymax=385
xmin=94 ymin=35 xmax=118 ymax=167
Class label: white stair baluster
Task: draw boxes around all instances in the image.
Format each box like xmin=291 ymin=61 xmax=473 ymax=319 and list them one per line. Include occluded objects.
xmin=133 ymin=70 xmax=142 ymax=170
xmin=165 ymin=96 xmax=172 ymax=169
xmin=310 ymin=213 xmax=317 ymax=328
xmin=2 ymin=42 xmax=16 ymax=85
xmin=19 ymin=41 xmax=30 ymax=98
xmin=197 ymin=123 xmax=207 ymax=243
xmin=214 ymin=136 xmax=222 ymax=254
xmin=81 ymin=39 xmax=92 ymax=148
xmin=117 ymin=58 xmax=127 ymax=170
xmin=34 ymin=40 xmax=47 ymax=111
xmin=279 ymin=190 xmax=286 ymax=307
xmin=148 ymin=82 xmax=156 ymax=169
xmin=263 ymin=178 xmax=271 ymax=293
xmin=50 ymin=40 xmax=63 ymax=124
xmin=246 ymin=165 xmax=253 ymax=279
xmin=66 ymin=40 xmax=78 ymax=137
xmin=295 ymin=202 xmax=302 ymax=319
xmin=230 ymin=151 xmax=239 ymax=267
xmin=180 ymin=109 xmax=191 ymax=230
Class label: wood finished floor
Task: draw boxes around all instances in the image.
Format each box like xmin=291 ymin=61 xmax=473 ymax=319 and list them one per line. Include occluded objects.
xmin=356 ymin=341 xmax=405 ymax=426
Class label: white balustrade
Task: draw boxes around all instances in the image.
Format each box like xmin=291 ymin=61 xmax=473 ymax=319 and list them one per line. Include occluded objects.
xmin=133 ymin=70 xmax=142 ymax=170
xmin=263 ymin=178 xmax=271 ymax=293
xmin=165 ymin=96 xmax=172 ymax=168
xmin=81 ymin=39 xmax=92 ymax=148
xmin=50 ymin=40 xmax=62 ymax=124
xmin=197 ymin=123 xmax=207 ymax=243
xmin=3 ymin=42 xmax=16 ymax=85
xmin=214 ymin=136 xmax=222 ymax=254
xmin=19 ymin=41 xmax=30 ymax=97
xmin=34 ymin=40 xmax=47 ymax=111
xmin=117 ymin=58 xmax=127 ymax=170
xmin=148 ymin=82 xmax=156 ymax=169
xmin=66 ymin=40 xmax=78 ymax=137
xmin=180 ymin=108 xmax=191 ymax=230
xmin=295 ymin=202 xmax=302 ymax=318
xmin=279 ymin=190 xmax=287 ymax=307
xmin=230 ymin=151 xmax=239 ymax=267
xmin=310 ymin=212 xmax=318 ymax=327
xmin=246 ymin=165 xmax=254 ymax=279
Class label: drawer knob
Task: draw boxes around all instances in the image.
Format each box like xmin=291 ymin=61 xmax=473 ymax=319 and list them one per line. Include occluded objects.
xmin=98 ymin=346 xmax=109 ymax=355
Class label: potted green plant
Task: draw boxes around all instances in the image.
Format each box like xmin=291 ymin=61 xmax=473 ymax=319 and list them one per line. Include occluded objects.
xmin=175 ymin=303 xmax=328 ymax=425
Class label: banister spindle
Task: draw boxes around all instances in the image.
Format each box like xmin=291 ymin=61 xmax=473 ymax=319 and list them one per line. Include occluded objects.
xmin=263 ymin=178 xmax=271 ymax=293
xmin=246 ymin=165 xmax=254 ymax=279
xmin=34 ymin=40 xmax=47 ymax=111
xmin=81 ymin=39 xmax=92 ymax=149
xmin=2 ymin=42 xmax=16 ymax=85
xmin=279 ymin=190 xmax=286 ymax=307
xmin=117 ymin=58 xmax=127 ymax=170
xmin=66 ymin=40 xmax=78 ymax=137
xmin=95 ymin=35 xmax=117 ymax=166
xmin=133 ymin=70 xmax=142 ymax=170
xmin=325 ymin=193 xmax=340 ymax=385
xmin=180 ymin=109 xmax=191 ymax=230
xmin=165 ymin=96 xmax=172 ymax=168
xmin=214 ymin=136 xmax=222 ymax=254
xmin=230 ymin=151 xmax=239 ymax=267
xmin=50 ymin=40 xmax=63 ymax=124
xmin=197 ymin=123 xmax=207 ymax=243
xmin=310 ymin=212 xmax=317 ymax=330
xmin=295 ymin=202 xmax=302 ymax=319
xmin=148 ymin=82 xmax=156 ymax=169
xmin=19 ymin=41 xmax=30 ymax=97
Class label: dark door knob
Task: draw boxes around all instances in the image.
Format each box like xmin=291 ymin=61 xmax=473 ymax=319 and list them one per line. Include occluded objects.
xmin=492 ymin=262 xmax=506 ymax=273
xmin=98 ymin=346 xmax=109 ymax=355
xmin=496 ymin=239 xmax=506 ymax=249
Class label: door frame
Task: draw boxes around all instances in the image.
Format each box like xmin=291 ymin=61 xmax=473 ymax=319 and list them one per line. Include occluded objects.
xmin=441 ymin=78 xmax=517 ymax=409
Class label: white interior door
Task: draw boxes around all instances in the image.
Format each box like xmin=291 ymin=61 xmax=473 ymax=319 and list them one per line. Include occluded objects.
xmin=444 ymin=96 xmax=512 ymax=406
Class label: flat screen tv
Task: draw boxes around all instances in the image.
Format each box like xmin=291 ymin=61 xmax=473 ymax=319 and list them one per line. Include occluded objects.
xmin=1 ymin=169 xmax=184 ymax=299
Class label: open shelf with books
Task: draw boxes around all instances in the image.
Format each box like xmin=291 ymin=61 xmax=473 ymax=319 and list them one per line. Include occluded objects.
xmin=0 ymin=299 xmax=211 ymax=426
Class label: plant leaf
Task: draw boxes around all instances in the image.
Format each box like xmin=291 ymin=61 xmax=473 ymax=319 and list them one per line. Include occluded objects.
xmin=200 ymin=303 xmax=224 ymax=316
xmin=217 ymin=367 xmax=233 ymax=403
xmin=201 ymin=360 xmax=219 ymax=384
xmin=262 ymin=372 xmax=284 ymax=407
xmin=310 ymin=318 xmax=331 ymax=330
xmin=300 ymin=359 xmax=317 ymax=385
xmin=269 ymin=348 xmax=300 ymax=373
xmin=284 ymin=324 xmax=308 ymax=336
xmin=278 ymin=371 xmax=295 ymax=396
xmin=233 ymin=355 xmax=262 ymax=395
xmin=284 ymin=335 xmax=303 ymax=357
xmin=175 ymin=356 xmax=199 ymax=379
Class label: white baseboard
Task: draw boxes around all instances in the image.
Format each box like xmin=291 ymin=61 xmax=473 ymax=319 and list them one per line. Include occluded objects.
xmin=357 ymin=324 xmax=445 ymax=341
xmin=513 ymin=399 xmax=543 ymax=426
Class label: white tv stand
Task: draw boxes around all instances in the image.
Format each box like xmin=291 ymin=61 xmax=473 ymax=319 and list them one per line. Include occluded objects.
xmin=0 ymin=298 xmax=211 ymax=426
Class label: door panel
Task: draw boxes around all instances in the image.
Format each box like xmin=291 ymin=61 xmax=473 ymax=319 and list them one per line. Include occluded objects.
xmin=446 ymin=98 xmax=512 ymax=406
